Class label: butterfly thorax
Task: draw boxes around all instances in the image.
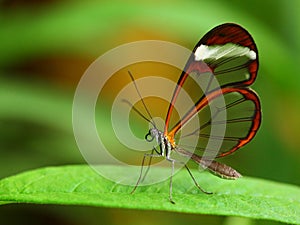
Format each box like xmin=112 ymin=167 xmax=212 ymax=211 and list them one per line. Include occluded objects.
xmin=145 ymin=128 xmax=173 ymax=159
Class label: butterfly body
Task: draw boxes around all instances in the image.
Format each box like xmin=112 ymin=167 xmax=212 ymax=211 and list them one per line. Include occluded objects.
xmin=145 ymin=128 xmax=173 ymax=160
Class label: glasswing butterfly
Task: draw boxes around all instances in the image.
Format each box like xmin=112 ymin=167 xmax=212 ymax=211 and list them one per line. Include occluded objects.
xmin=129 ymin=23 xmax=261 ymax=203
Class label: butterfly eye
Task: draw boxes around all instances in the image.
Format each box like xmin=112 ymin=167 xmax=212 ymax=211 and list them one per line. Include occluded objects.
xmin=145 ymin=131 xmax=154 ymax=142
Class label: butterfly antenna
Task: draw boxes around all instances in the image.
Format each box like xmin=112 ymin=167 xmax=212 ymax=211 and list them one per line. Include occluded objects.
xmin=127 ymin=71 xmax=156 ymax=128
xmin=122 ymin=99 xmax=154 ymax=125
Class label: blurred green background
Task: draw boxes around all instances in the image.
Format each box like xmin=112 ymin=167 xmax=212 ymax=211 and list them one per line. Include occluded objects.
xmin=1 ymin=0 xmax=299 ymax=224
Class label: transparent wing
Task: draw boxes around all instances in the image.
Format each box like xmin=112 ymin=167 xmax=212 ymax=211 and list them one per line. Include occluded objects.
xmin=164 ymin=23 xmax=260 ymax=156
xmin=175 ymin=87 xmax=261 ymax=158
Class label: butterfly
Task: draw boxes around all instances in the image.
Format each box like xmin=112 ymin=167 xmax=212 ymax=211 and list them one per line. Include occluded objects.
xmin=129 ymin=23 xmax=261 ymax=203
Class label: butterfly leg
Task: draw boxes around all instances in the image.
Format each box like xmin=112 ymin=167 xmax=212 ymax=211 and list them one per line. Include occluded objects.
xmin=140 ymin=148 xmax=155 ymax=182
xmin=167 ymin=157 xmax=176 ymax=204
xmin=184 ymin=164 xmax=212 ymax=194
xmin=166 ymin=157 xmax=212 ymax=204
xmin=131 ymin=147 xmax=162 ymax=194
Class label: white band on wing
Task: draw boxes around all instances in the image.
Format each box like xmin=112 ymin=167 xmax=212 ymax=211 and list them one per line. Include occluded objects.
xmin=194 ymin=43 xmax=256 ymax=61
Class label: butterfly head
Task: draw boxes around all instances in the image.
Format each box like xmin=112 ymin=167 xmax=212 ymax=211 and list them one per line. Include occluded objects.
xmin=145 ymin=127 xmax=161 ymax=143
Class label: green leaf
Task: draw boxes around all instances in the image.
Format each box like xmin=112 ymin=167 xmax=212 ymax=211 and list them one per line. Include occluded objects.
xmin=0 ymin=165 xmax=299 ymax=224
